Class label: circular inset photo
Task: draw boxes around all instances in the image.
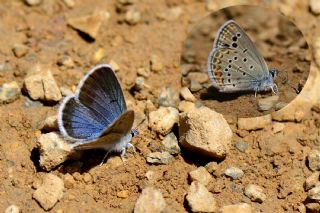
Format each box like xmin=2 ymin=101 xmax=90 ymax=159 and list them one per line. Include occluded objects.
xmin=181 ymin=5 xmax=310 ymax=118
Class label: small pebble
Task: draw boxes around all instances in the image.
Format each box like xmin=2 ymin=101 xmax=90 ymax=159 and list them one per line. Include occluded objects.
xmin=125 ymin=8 xmax=141 ymax=25
xmin=190 ymin=80 xmax=202 ymax=92
xmin=187 ymin=72 xmax=209 ymax=84
xmin=5 ymin=205 xmax=19 ymax=213
xmin=237 ymin=115 xmax=272 ymax=130
xmin=67 ymin=10 xmax=109 ymax=40
xmin=205 ymin=161 xmax=218 ymax=174
xmin=308 ymin=184 xmax=320 ymax=201
xmin=150 ymin=55 xmax=163 ymax=72
xmin=244 ymin=184 xmax=266 ymax=203
xmin=205 ymin=0 xmax=218 ymax=11
xmin=134 ymin=187 xmax=166 ymax=213
xmin=178 ymin=100 xmax=195 ymax=112
xmin=189 ymin=167 xmax=213 ymax=186
xmin=235 ymin=141 xmax=248 ymax=153
xmin=146 ymin=151 xmax=174 ymax=165
xmin=310 ymin=0 xmax=320 ymax=15
xmin=117 ymin=190 xmax=129 ymax=198
xmin=258 ymin=96 xmax=279 ymax=111
xmin=137 ymin=67 xmax=150 ymax=78
xmin=223 ymin=166 xmax=244 ymax=180
xmin=161 ymin=132 xmax=180 ymax=155
xmin=12 ymin=44 xmax=29 ymax=58
xmin=0 ymin=81 xmax=20 ymax=105
xmin=220 ymin=203 xmax=253 ymax=213
xmin=305 ymin=172 xmax=320 ymax=191
xmin=134 ymin=76 xmax=145 ymax=91
xmin=25 ymin=0 xmax=42 ymax=6
xmin=64 ymin=0 xmax=75 ymax=8
xmin=159 ymin=86 xmax=179 ymax=107
xmin=157 ymin=6 xmax=183 ymax=21
xmin=33 ymin=174 xmax=64 ymax=210
xmin=308 ymin=149 xmax=320 ymax=171
xmin=57 ymin=56 xmax=75 ymax=68
xmin=186 ymin=181 xmax=217 ymax=212
xmin=148 ymin=107 xmax=179 ymax=135
xmin=180 ymin=87 xmax=196 ymax=102
xmin=109 ymin=60 xmax=120 ymax=72
xmin=91 ymin=48 xmax=106 ymax=64
xmin=41 ymin=115 xmax=58 ymax=131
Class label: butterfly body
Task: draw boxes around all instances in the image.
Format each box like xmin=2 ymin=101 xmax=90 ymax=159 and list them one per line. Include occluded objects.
xmin=207 ymin=20 xmax=278 ymax=94
xmin=58 ymin=64 xmax=137 ymax=157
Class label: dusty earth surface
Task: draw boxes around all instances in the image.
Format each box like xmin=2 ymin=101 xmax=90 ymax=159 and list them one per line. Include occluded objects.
xmin=0 ymin=0 xmax=320 ymax=212
xmin=181 ymin=5 xmax=310 ymax=117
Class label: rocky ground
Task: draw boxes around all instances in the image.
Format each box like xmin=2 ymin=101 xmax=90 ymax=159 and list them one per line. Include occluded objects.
xmin=0 ymin=0 xmax=320 ymax=212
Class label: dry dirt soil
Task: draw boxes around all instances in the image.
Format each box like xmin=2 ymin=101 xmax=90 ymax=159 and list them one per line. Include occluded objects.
xmin=0 ymin=0 xmax=320 ymax=212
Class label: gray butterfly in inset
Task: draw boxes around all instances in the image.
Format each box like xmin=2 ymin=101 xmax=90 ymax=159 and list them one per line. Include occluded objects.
xmin=207 ymin=20 xmax=278 ymax=96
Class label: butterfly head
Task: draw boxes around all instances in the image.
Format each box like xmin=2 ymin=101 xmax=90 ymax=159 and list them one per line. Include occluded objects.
xmin=269 ymin=68 xmax=278 ymax=80
xmin=131 ymin=129 xmax=139 ymax=137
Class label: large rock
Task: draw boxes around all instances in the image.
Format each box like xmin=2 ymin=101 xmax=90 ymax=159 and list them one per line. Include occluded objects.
xmin=179 ymin=106 xmax=232 ymax=159
xmin=134 ymin=187 xmax=166 ymax=213
xmin=23 ymin=64 xmax=62 ymax=102
xmin=67 ymin=10 xmax=109 ymax=40
xmin=33 ymin=174 xmax=64 ymax=210
xmin=37 ymin=132 xmax=74 ymax=171
xmin=186 ymin=181 xmax=217 ymax=212
xmin=149 ymin=107 xmax=179 ymax=135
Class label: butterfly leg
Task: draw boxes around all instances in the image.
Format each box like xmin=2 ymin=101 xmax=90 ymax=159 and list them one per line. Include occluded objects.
xmin=127 ymin=143 xmax=136 ymax=154
xmin=120 ymin=148 xmax=127 ymax=162
xmin=100 ymin=150 xmax=111 ymax=166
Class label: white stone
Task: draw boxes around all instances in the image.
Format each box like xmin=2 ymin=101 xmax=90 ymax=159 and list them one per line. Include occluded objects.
xmin=37 ymin=132 xmax=73 ymax=171
xmin=186 ymin=181 xmax=217 ymax=212
xmin=33 ymin=174 xmax=64 ymax=210
xmin=41 ymin=115 xmax=58 ymax=131
xmin=179 ymin=106 xmax=232 ymax=159
xmin=223 ymin=167 xmax=244 ymax=180
xmin=189 ymin=167 xmax=213 ymax=186
xmin=178 ymin=101 xmax=195 ymax=112
xmin=244 ymin=184 xmax=266 ymax=203
xmin=5 ymin=205 xmax=20 ymax=213
xmin=159 ymin=86 xmax=179 ymax=107
xmin=161 ymin=132 xmax=180 ymax=155
xmin=238 ymin=115 xmax=272 ymax=130
xmin=0 ymin=81 xmax=20 ymax=104
xmin=24 ymin=65 xmax=62 ymax=102
xmin=180 ymin=87 xmax=196 ymax=102
xmin=125 ymin=8 xmax=141 ymax=25
xmin=146 ymin=152 xmax=174 ymax=165
xmin=134 ymin=187 xmax=166 ymax=213
xmin=220 ymin=203 xmax=253 ymax=213
xmin=150 ymin=55 xmax=163 ymax=72
xmin=308 ymin=149 xmax=320 ymax=171
xmin=149 ymin=107 xmax=179 ymax=135
xmin=308 ymin=184 xmax=320 ymax=201
xmin=310 ymin=0 xmax=320 ymax=15
xmin=67 ymin=10 xmax=109 ymax=40
xmin=258 ymin=96 xmax=279 ymax=111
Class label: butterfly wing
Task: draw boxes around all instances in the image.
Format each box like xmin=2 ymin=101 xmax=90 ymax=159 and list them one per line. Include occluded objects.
xmin=58 ymin=95 xmax=106 ymax=140
xmin=208 ymin=20 xmax=269 ymax=86
xmin=71 ymin=110 xmax=134 ymax=150
xmin=208 ymin=48 xmax=263 ymax=92
xmin=58 ymin=64 xmax=128 ymax=141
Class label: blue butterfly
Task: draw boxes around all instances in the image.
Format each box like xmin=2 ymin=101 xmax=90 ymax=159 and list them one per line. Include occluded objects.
xmin=58 ymin=64 xmax=138 ymax=162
